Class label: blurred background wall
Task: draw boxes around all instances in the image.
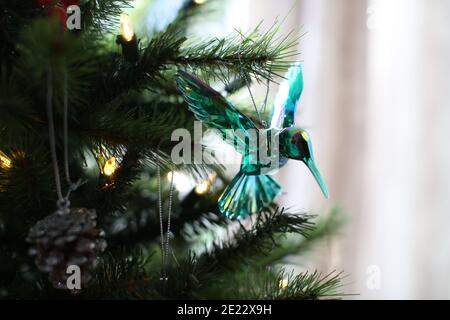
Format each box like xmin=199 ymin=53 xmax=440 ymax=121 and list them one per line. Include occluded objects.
xmin=220 ymin=0 xmax=450 ymax=299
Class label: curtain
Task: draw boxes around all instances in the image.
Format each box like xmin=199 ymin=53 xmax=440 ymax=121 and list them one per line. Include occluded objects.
xmin=225 ymin=0 xmax=450 ymax=299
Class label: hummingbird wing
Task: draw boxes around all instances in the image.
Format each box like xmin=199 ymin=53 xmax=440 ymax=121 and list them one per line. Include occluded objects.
xmin=269 ymin=64 xmax=304 ymax=128
xmin=176 ymin=70 xmax=258 ymax=152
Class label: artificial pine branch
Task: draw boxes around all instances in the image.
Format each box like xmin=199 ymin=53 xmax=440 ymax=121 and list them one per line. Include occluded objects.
xmin=0 ymin=0 xmax=346 ymax=301
xmin=227 ymin=268 xmax=345 ymax=300
xmin=83 ymin=248 xmax=155 ymax=299
xmin=169 ymin=0 xmax=219 ymax=34
xmin=106 ymin=191 xmax=225 ymax=250
xmin=0 ymin=1 xmax=40 ymax=63
xmin=98 ymin=22 xmax=298 ymax=101
xmin=177 ymin=23 xmax=298 ymax=83
xmin=80 ymin=250 xmax=217 ymax=300
xmin=153 ymin=252 xmax=218 ymax=299
xmin=257 ymin=208 xmax=346 ymax=267
xmin=202 ymin=206 xmax=315 ymax=269
xmin=80 ymin=0 xmax=134 ymax=36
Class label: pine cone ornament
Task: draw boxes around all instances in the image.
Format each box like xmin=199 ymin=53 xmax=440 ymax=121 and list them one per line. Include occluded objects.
xmin=27 ymin=208 xmax=107 ymax=290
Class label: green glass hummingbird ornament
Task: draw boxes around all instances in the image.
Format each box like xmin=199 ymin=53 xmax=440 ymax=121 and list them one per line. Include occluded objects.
xmin=176 ymin=65 xmax=328 ymax=219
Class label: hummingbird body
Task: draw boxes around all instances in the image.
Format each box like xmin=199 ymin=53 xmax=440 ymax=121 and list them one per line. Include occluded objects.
xmin=176 ymin=66 xmax=328 ymax=219
xmin=238 ymin=127 xmax=283 ymax=175
xmin=239 ymin=127 xmax=305 ymax=175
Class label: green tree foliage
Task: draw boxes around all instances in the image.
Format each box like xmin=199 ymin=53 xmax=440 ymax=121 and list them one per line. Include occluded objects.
xmin=0 ymin=0 xmax=344 ymax=299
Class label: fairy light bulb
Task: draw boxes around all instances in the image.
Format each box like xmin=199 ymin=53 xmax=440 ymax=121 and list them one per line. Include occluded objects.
xmin=194 ymin=0 xmax=207 ymax=4
xmin=279 ymin=278 xmax=288 ymax=289
xmin=120 ymin=13 xmax=134 ymax=42
xmin=0 ymin=152 xmax=12 ymax=169
xmin=195 ymin=180 xmax=210 ymax=194
xmin=195 ymin=173 xmax=217 ymax=195
xmin=103 ymin=157 xmax=117 ymax=176
xmin=117 ymin=12 xmax=139 ymax=63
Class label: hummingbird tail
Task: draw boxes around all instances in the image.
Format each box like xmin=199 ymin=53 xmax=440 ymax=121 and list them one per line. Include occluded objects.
xmin=218 ymin=171 xmax=282 ymax=220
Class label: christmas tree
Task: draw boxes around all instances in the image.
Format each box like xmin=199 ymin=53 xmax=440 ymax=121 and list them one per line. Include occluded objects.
xmin=0 ymin=0 xmax=345 ymax=300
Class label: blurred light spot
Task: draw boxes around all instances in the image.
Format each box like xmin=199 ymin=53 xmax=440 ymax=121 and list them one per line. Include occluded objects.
xmin=0 ymin=152 xmax=12 ymax=169
xmin=103 ymin=157 xmax=118 ymax=176
xmin=168 ymin=171 xmax=196 ymax=192
xmin=195 ymin=173 xmax=217 ymax=194
xmin=279 ymin=278 xmax=288 ymax=289
xmin=120 ymin=13 xmax=134 ymax=41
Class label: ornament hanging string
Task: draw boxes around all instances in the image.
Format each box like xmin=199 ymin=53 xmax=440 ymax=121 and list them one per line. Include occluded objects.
xmin=238 ymin=56 xmax=262 ymax=126
xmin=46 ymin=66 xmax=83 ymax=212
xmin=63 ymin=70 xmax=72 ymax=185
xmin=46 ymin=66 xmax=64 ymax=204
xmin=261 ymin=73 xmax=271 ymax=119
xmin=237 ymin=32 xmax=271 ymax=128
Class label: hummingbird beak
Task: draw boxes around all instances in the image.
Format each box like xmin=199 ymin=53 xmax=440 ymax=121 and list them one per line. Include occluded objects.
xmin=305 ymin=158 xmax=329 ymax=198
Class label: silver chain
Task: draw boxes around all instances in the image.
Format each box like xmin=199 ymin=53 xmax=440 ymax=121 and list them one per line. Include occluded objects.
xmin=46 ymin=66 xmax=82 ymax=213
xmin=156 ymin=156 xmax=175 ymax=281
xmin=165 ymin=168 xmax=174 ymax=274
xmin=156 ymin=161 xmax=165 ymax=278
